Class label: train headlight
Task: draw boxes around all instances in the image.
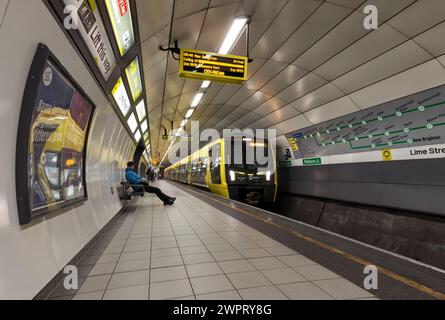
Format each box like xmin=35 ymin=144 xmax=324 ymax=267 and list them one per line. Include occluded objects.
xmin=266 ymin=171 xmax=272 ymax=181
xmin=230 ymin=170 xmax=236 ymax=182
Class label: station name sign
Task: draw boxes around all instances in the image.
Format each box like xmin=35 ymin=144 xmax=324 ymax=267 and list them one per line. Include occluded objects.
xmin=179 ymin=49 xmax=248 ymax=84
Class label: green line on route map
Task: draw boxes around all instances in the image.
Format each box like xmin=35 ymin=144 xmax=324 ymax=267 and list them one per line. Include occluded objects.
xmin=301 ymin=100 xmax=445 ymax=142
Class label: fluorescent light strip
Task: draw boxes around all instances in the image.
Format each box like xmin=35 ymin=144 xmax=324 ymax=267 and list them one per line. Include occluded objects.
xmin=185 ymin=109 xmax=194 ymax=119
xmin=219 ymin=17 xmax=248 ymax=55
xmin=201 ymin=81 xmax=211 ymax=89
xmin=191 ymin=93 xmax=204 ymax=108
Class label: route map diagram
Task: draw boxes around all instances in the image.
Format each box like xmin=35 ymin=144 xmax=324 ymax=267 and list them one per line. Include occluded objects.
xmin=286 ymin=85 xmax=445 ymax=160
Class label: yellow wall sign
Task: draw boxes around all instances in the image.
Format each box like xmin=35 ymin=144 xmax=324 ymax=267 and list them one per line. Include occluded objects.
xmin=288 ymin=137 xmax=299 ymax=152
xmin=179 ymin=49 xmax=248 ymax=84
xmin=382 ymin=149 xmax=393 ymax=161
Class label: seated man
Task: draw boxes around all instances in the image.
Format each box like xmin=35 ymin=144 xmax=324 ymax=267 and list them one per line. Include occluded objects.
xmin=125 ymin=162 xmax=176 ymax=205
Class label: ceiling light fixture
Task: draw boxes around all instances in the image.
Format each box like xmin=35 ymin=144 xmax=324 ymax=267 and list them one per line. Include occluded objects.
xmin=191 ymin=93 xmax=204 ymax=108
xmin=219 ymin=17 xmax=249 ymax=55
xmin=185 ymin=109 xmax=194 ymax=119
xmin=201 ymin=81 xmax=211 ymax=89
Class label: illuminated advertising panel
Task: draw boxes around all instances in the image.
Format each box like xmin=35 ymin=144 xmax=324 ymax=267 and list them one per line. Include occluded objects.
xmin=125 ymin=57 xmax=143 ymax=101
xmin=127 ymin=112 xmax=138 ymax=133
xmin=134 ymin=130 xmax=141 ymax=142
xmin=63 ymin=0 xmax=116 ymax=80
xmin=141 ymin=120 xmax=148 ymax=133
xmin=105 ymin=0 xmax=135 ymax=57
xmin=16 ymin=45 xmax=94 ymax=225
xmin=112 ymin=77 xmax=131 ymax=116
xmin=136 ymin=99 xmax=146 ymax=121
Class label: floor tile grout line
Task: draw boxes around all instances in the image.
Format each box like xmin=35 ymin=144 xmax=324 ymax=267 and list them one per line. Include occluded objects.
xmin=100 ymin=200 xmax=143 ymax=300
xmin=165 ymin=182 xmax=355 ymax=300
xmin=68 ymin=215 xmax=129 ymax=299
xmin=179 ymin=194 xmax=246 ymax=298
xmin=167 ymin=182 xmax=376 ymax=300
xmin=104 ymin=182 xmax=376 ymax=300
xmin=148 ymin=196 xmax=156 ymax=300
xmin=164 ymin=204 xmax=198 ymax=300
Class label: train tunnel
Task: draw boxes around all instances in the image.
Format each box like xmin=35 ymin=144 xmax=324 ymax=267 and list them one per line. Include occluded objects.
xmin=0 ymin=0 xmax=445 ymax=305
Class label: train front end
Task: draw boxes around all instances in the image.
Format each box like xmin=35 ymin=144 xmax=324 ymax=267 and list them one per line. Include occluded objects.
xmin=223 ymin=137 xmax=277 ymax=204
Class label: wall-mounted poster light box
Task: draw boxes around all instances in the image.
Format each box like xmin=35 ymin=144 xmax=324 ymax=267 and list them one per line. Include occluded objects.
xmin=112 ymin=77 xmax=131 ymax=117
xmin=127 ymin=112 xmax=138 ymax=133
xmin=134 ymin=130 xmax=141 ymax=143
xmin=63 ymin=0 xmax=116 ymax=80
xmin=105 ymin=0 xmax=135 ymax=57
xmin=125 ymin=57 xmax=142 ymax=102
xmin=141 ymin=120 xmax=148 ymax=133
xmin=136 ymin=100 xmax=146 ymax=121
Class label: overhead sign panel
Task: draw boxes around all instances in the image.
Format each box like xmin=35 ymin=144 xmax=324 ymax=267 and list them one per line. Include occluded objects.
xmin=125 ymin=57 xmax=142 ymax=102
xmin=179 ymin=49 xmax=248 ymax=84
xmin=105 ymin=0 xmax=135 ymax=57
xmin=63 ymin=0 xmax=116 ymax=80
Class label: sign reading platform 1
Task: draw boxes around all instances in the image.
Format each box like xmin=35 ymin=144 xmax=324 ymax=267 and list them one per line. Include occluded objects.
xmin=179 ymin=49 xmax=248 ymax=84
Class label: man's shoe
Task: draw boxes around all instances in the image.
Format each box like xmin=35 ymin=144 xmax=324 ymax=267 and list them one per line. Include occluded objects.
xmin=164 ymin=199 xmax=175 ymax=206
xmin=169 ymin=197 xmax=176 ymax=202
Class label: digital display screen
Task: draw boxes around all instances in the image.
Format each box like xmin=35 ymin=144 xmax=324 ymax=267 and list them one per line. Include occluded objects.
xmin=63 ymin=0 xmax=116 ymax=80
xmin=105 ymin=0 xmax=135 ymax=57
xmin=179 ymin=49 xmax=248 ymax=84
xmin=112 ymin=77 xmax=131 ymax=117
xmin=27 ymin=59 xmax=93 ymax=217
xmin=125 ymin=56 xmax=142 ymax=102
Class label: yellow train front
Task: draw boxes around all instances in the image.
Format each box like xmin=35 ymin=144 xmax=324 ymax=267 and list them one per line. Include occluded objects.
xmin=165 ymin=137 xmax=277 ymax=204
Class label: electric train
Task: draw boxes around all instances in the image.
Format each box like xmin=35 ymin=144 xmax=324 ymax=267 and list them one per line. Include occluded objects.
xmin=164 ymin=137 xmax=277 ymax=204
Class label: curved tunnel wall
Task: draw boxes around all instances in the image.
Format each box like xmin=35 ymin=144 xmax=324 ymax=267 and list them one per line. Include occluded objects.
xmin=0 ymin=0 xmax=135 ymax=299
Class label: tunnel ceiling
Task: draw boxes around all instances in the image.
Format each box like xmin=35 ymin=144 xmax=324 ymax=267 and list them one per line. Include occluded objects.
xmin=136 ymin=0 xmax=445 ymax=161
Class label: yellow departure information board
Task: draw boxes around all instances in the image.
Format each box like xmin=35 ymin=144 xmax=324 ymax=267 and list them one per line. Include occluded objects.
xmin=179 ymin=49 xmax=248 ymax=84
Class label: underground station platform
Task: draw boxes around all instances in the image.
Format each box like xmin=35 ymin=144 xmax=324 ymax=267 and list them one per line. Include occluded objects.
xmin=42 ymin=181 xmax=445 ymax=301
xmin=2 ymin=0 xmax=445 ymax=312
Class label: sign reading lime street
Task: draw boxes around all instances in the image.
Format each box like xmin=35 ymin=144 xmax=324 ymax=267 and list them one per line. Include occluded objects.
xmin=284 ymin=84 xmax=445 ymax=166
xmin=179 ymin=49 xmax=248 ymax=84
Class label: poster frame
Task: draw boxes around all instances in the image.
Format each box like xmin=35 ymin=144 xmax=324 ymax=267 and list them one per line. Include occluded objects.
xmin=16 ymin=43 xmax=95 ymax=226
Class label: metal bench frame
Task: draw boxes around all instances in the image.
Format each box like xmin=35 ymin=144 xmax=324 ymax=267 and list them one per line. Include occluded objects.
xmin=120 ymin=181 xmax=145 ymax=200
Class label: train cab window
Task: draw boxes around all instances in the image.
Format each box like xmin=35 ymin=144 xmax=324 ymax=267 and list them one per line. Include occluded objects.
xmin=209 ymin=144 xmax=221 ymax=184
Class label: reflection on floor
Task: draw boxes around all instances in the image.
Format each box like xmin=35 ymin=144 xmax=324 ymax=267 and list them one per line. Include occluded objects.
xmin=49 ymin=181 xmax=376 ymax=300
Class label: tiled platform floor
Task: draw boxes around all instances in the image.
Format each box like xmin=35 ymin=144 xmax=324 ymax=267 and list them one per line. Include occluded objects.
xmin=49 ymin=181 xmax=376 ymax=300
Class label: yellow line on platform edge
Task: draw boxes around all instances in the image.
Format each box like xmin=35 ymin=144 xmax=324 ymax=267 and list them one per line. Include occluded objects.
xmin=179 ymin=184 xmax=445 ymax=300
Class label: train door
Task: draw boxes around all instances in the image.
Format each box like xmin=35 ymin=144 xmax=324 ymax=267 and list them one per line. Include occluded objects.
xmin=207 ymin=142 xmax=229 ymax=198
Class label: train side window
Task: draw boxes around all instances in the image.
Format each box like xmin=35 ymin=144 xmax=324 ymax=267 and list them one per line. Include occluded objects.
xmin=209 ymin=144 xmax=221 ymax=184
xmin=201 ymin=158 xmax=208 ymax=177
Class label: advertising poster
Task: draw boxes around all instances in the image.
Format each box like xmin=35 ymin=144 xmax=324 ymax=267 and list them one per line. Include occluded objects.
xmin=29 ymin=60 xmax=93 ymax=214
xmin=112 ymin=77 xmax=131 ymax=116
xmin=125 ymin=57 xmax=142 ymax=102
xmin=105 ymin=0 xmax=135 ymax=57
xmin=63 ymin=0 xmax=116 ymax=80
